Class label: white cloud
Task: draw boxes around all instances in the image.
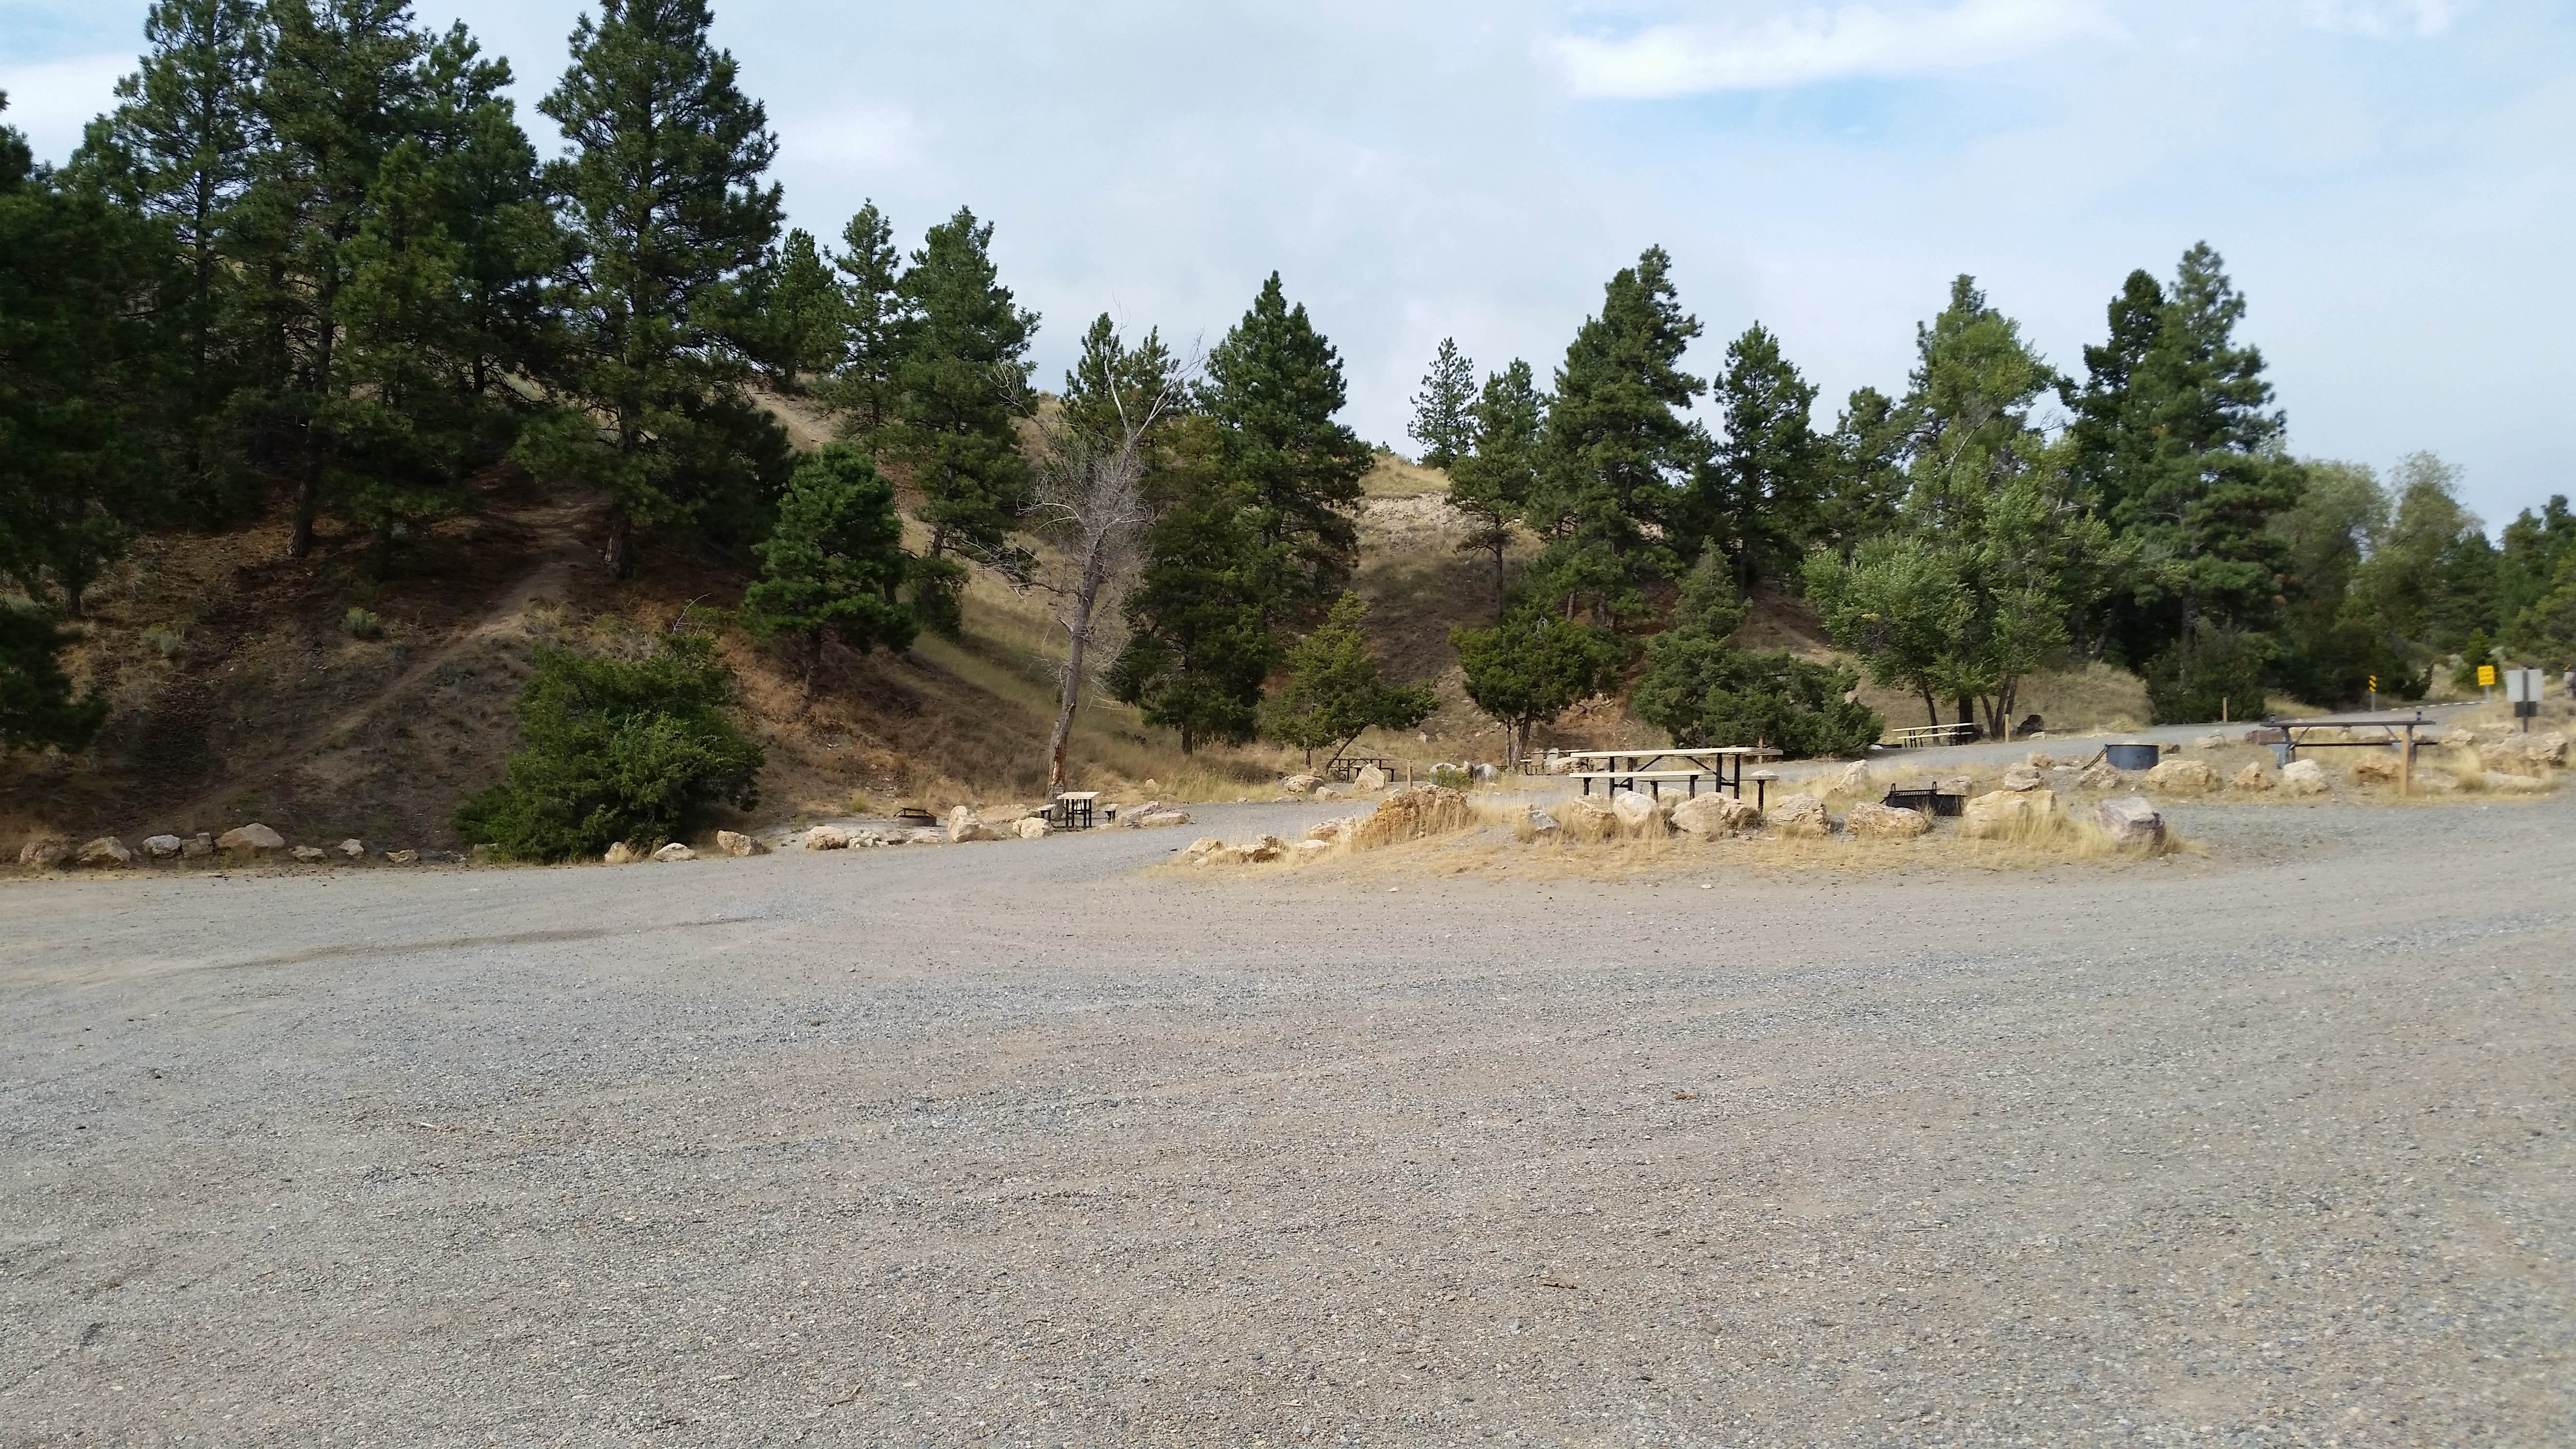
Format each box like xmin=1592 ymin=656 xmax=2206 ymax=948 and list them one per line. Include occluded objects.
xmin=2301 ymin=0 xmax=2464 ymax=38
xmin=1548 ymin=0 xmax=2124 ymax=97
xmin=785 ymin=104 xmax=923 ymax=171
xmin=0 ymin=52 xmax=128 ymax=160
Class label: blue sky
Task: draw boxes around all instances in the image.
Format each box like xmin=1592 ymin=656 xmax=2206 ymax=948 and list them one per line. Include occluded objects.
xmin=5 ymin=0 xmax=2570 ymax=529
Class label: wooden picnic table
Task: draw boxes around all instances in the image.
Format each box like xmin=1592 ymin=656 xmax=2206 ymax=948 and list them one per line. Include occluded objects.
xmin=1561 ymin=746 xmax=1783 ymax=802
xmin=2264 ymin=711 xmax=2435 ymax=795
xmin=1048 ymin=791 xmax=1099 ymax=830
xmin=1886 ymin=722 xmax=1982 ymax=748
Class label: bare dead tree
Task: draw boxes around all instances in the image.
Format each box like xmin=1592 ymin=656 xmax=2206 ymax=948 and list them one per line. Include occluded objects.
xmin=1022 ymin=349 xmax=1196 ymax=795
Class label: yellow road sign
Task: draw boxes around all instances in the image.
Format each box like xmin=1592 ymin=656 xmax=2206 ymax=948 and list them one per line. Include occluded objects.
xmin=2479 ymin=664 xmax=2497 ymax=687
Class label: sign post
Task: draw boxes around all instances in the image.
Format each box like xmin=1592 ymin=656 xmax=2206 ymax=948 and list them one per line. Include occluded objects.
xmin=2506 ymin=667 xmax=2543 ymax=732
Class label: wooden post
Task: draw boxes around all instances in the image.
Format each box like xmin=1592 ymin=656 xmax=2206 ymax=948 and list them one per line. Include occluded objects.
xmin=2399 ymin=725 xmax=2413 ymax=799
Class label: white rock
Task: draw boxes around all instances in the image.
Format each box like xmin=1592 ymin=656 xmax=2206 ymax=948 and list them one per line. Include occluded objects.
xmin=1512 ymin=806 xmax=1560 ymax=843
xmin=336 ymin=838 xmax=365 ymax=859
xmin=2092 ymin=796 xmax=2165 ymax=850
xmin=604 ymin=842 xmax=640 ymax=865
xmin=2280 ymin=759 xmax=2331 ymax=796
xmin=1183 ymin=837 xmax=1224 ymax=860
xmin=804 ymin=824 xmax=850 ymax=851
xmin=1610 ymin=789 xmax=1668 ymax=837
xmin=1280 ymin=773 xmax=1324 ymax=796
xmin=1669 ymin=794 xmax=1761 ymax=840
xmin=946 ymin=806 xmax=1001 ymax=843
xmin=2000 ymin=765 xmax=2046 ymax=792
xmin=2143 ymin=759 xmax=2220 ymax=796
xmin=1015 ymin=817 xmax=1050 ymax=840
xmin=143 ymin=834 xmax=186 ymax=859
xmin=1558 ymin=796 xmax=1620 ymax=843
xmin=716 ymin=830 xmax=765 ymax=857
xmin=1130 ymin=809 xmax=1193 ymax=830
xmin=651 ymin=842 xmax=696 ymax=862
xmin=2191 ymin=733 xmax=2231 ymax=751
xmin=1961 ymin=788 xmax=2056 ymax=840
xmin=2232 ymin=762 xmax=2274 ymax=792
xmin=217 ymin=823 xmax=285 ymax=853
xmin=1832 ymin=761 xmax=1872 ymax=796
xmin=1353 ymin=766 xmax=1389 ymax=792
xmin=1845 ymin=802 xmax=1931 ymax=839
xmin=1768 ymin=793 xmax=1832 ymax=837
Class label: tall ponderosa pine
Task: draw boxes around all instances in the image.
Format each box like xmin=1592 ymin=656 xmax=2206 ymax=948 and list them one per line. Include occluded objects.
xmin=81 ymin=0 xmax=270 ymax=518
xmin=742 ymin=443 xmax=915 ymax=703
xmin=526 ymin=0 xmax=786 ymax=578
xmin=1526 ymin=246 xmax=1704 ymax=624
xmin=1447 ymin=359 xmax=1543 ymax=620
xmin=823 ymin=198 xmax=904 ymax=436
xmin=2068 ymin=244 xmax=2299 ymax=664
xmin=1692 ymin=322 xmax=1823 ymax=591
xmin=880 ymin=205 xmax=1035 ymax=629
xmin=1408 ymin=337 xmax=1476 ymax=469
xmin=1815 ymin=385 xmax=1905 ymax=560
xmin=1201 ymin=273 xmax=1374 ymax=631
xmin=1107 ymin=420 xmax=1273 ymax=754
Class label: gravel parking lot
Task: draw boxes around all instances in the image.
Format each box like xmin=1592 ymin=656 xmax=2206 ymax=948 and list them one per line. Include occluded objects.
xmin=3 ymin=784 xmax=2570 ymax=1446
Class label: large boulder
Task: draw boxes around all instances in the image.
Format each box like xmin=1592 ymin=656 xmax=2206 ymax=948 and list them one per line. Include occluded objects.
xmin=1768 ymin=793 xmax=1832 ymax=838
xmin=947 ymin=806 xmax=1002 ymax=843
xmin=1353 ymin=765 xmax=1390 ymax=792
xmin=2000 ymin=765 xmax=2046 ymax=792
xmin=1015 ymin=817 xmax=1051 ymax=840
xmin=1280 ymin=773 xmax=1325 ymax=796
xmin=18 ymin=837 xmax=71 ymax=869
xmin=1130 ymin=808 xmax=1194 ymax=830
xmin=1846 ymin=802 xmax=1931 ymax=839
xmin=1243 ymin=835 xmax=1288 ymax=863
xmin=1961 ymin=788 xmax=2056 ymax=840
xmin=77 ymin=837 xmax=134 ymax=867
xmin=2092 ymin=796 xmax=2165 ymax=851
xmin=2351 ymin=752 xmax=2402 ymax=786
xmin=1830 ymin=761 xmax=1872 ymax=796
xmin=1351 ymin=786 xmax=1471 ymax=849
xmin=1557 ymin=795 xmax=1620 ymax=843
xmin=2232 ymin=762 xmax=2275 ymax=792
xmin=1669 ymin=793 xmax=1761 ymax=840
xmin=651 ymin=842 xmax=696 ymax=863
xmin=716 ymin=830 xmax=766 ymax=857
xmin=1304 ymin=818 xmax=1354 ymax=844
xmin=142 ymin=834 xmax=186 ymax=860
xmin=2280 ymin=759 xmax=2331 ymax=796
xmin=1183 ymin=837 xmax=1225 ymax=861
xmin=804 ymin=824 xmax=850 ymax=851
xmin=182 ymin=832 xmax=214 ymax=860
xmin=2142 ymin=759 xmax=2220 ymax=796
xmin=604 ymin=842 xmax=641 ymax=865
xmin=217 ymin=823 xmax=286 ymax=854
xmin=1610 ymin=789 xmax=1668 ymax=838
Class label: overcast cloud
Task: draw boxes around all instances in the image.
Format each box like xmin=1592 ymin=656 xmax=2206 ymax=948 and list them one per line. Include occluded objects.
xmin=4 ymin=0 xmax=2568 ymax=527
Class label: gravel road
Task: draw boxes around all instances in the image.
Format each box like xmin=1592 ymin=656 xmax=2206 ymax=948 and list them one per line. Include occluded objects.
xmin=3 ymin=783 xmax=2570 ymax=1447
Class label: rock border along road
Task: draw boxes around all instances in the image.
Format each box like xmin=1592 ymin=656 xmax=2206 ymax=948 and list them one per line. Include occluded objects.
xmin=3 ymin=787 xmax=2570 ymax=1446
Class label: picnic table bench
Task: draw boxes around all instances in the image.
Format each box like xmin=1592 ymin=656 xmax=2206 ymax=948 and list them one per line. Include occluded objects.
xmin=1887 ymin=722 xmax=1982 ymax=749
xmin=1561 ymin=746 xmax=1783 ymax=802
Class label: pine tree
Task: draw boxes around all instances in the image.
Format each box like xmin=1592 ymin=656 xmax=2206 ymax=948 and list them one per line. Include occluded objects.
xmin=823 ymin=199 xmax=904 ymax=436
xmin=80 ymin=0 xmax=271 ymax=518
xmin=750 ymin=226 xmax=845 ymax=390
xmin=1201 ymin=272 xmax=1374 ymax=631
xmin=1107 ymin=430 xmax=1274 ymax=754
xmin=1447 ymin=359 xmax=1543 ymax=620
xmin=0 ymin=600 xmax=108 ymax=756
xmin=248 ymin=0 xmax=438 ymax=560
xmin=1408 ymin=337 xmax=1476 ymax=469
xmin=742 ymin=443 xmax=915 ymax=703
xmin=1449 ymin=610 xmax=1627 ymax=766
xmin=1814 ymin=386 xmax=1904 ymax=560
xmin=2072 ymin=245 xmax=2299 ymax=663
xmin=0 ymin=96 xmax=174 ymax=617
xmin=879 ymin=206 xmax=1035 ymax=630
xmin=526 ymin=0 xmax=785 ymax=579
xmin=1525 ymin=246 xmax=1704 ymax=624
xmin=1632 ymin=559 xmax=1879 ymax=758
xmin=1261 ymin=594 xmax=1438 ymax=768
xmin=1692 ymin=322 xmax=1823 ymax=591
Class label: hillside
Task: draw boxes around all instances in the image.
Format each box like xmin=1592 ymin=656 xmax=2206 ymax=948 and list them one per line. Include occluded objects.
xmin=7 ymin=439 xmax=2178 ymax=854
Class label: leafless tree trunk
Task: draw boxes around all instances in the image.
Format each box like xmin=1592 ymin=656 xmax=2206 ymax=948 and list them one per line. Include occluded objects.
xmin=1024 ymin=361 xmax=1192 ymax=795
